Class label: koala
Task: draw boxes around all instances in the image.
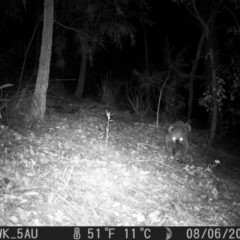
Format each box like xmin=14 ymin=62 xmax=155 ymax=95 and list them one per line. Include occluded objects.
xmin=165 ymin=120 xmax=191 ymax=162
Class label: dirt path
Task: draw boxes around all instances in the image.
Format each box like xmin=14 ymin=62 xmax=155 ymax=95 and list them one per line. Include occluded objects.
xmin=0 ymin=103 xmax=239 ymax=225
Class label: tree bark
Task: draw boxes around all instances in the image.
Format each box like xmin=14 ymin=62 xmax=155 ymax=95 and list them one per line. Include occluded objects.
xmin=187 ymin=29 xmax=205 ymax=120
xmin=33 ymin=0 xmax=43 ymax=69
xmin=74 ymin=44 xmax=87 ymax=100
xmin=143 ymin=26 xmax=149 ymax=74
xmin=143 ymin=26 xmax=151 ymax=108
xmin=208 ymin=39 xmax=218 ymax=143
xmin=31 ymin=0 xmax=54 ymax=120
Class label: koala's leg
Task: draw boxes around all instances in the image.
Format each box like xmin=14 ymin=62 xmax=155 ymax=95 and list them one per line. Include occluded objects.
xmin=165 ymin=133 xmax=173 ymax=152
xmin=178 ymin=139 xmax=189 ymax=163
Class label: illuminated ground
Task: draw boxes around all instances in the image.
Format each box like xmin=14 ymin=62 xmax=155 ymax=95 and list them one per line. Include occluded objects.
xmin=0 ymin=100 xmax=239 ymax=226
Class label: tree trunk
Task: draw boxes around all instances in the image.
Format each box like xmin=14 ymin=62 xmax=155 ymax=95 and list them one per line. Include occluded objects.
xmin=143 ymin=26 xmax=151 ymax=108
xmin=33 ymin=0 xmax=43 ymax=69
xmin=74 ymin=46 xmax=87 ymax=100
xmin=143 ymin=26 xmax=149 ymax=73
xmin=31 ymin=0 xmax=54 ymax=120
xmin=204 ymin=29 xmax=220 ymax=127
xmin=192 ymin=0 xmax=221 ymax=144
xmin=74 ymin=46 xmax=88 ymax=100
xmin=187 ymin=29 xmax=205 ymax=120
xmin=208 ymin=37 xmax=218 ymax=143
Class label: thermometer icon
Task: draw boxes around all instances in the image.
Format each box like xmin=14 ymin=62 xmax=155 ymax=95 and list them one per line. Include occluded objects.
xmin=73 ymin=228 xmax=81 ymax=239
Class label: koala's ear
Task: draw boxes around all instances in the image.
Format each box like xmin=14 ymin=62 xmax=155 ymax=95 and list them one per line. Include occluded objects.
xmin=168 ymin=125 xmax=174 ymax=133
xmin=183 ymin=128 xmax=188 ymax=135
xmin=186 ymin=123 xmax=191 ymax=133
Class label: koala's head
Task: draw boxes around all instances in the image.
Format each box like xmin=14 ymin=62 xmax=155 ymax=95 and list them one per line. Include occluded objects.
xmin=169 ymin=128 xmax=185 ymax=143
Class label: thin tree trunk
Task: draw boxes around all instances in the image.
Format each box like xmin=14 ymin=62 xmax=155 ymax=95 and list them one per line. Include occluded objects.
xmin=74 ymin=46 xmax=87 ymax=100
xmin=33 ymin=0 xmax=43 ymax=69
xmin=143 ymin=26 xmax=151 ymax=108
xmin=187 ymin=29 xmax=205 ymax=120
xmin=208 ymin=38 xmax=218 ymax=143
xmin=192 ymin=0 xmax=220 ymax=144
xmin=143 ymin=27 xmax=149 ymax=73
xmin=31 ymin=0 xmax=54 ymax=120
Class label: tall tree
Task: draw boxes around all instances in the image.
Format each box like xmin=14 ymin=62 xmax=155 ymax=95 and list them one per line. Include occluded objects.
xmin=187 ymin=29 xmax=205 ymax=120
xmin=30 ymin=0 xmax=54 ymax=119
xmin=192 ymin=0 xmax=222 ymax=142
xmin=31 ymin=0 xmax=43 ymax=69
xmin=143 ymin=26 xmax=151 ymax=108
xmin=173 ymin=0 xmax=223 ymax=143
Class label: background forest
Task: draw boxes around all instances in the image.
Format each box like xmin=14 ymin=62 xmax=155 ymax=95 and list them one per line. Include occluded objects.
xmin=1 ymin=0 xmax=240 ymax=142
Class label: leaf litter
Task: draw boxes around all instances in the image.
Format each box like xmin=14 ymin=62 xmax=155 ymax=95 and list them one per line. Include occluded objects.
xmin=0 ymin=101 xmax=239 ymax=226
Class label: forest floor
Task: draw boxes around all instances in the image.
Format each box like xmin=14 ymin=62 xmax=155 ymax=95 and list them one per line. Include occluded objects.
xmin=0 ymin=97 xmax=239 ymax=226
